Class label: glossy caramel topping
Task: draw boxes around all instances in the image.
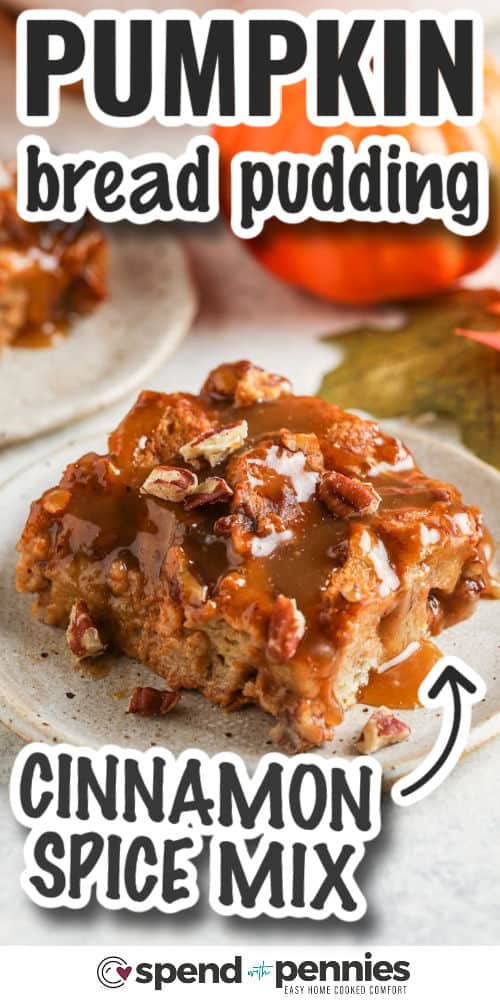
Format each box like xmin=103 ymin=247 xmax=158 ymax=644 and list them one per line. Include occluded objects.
xmin=13 ymin=319 xmax=70 ymax=350
xmin=359 ymin=640 xmax=442 ymax=710
xmin=37 ymin=374 xmax=493 ymax=724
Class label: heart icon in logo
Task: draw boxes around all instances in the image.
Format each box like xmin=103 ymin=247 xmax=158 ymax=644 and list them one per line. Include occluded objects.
xmin=116 ymin=966 xmax=132 ymax=982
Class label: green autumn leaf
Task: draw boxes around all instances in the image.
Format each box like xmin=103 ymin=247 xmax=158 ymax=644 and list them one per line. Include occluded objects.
xmin=319 ymin=288 xmax=500 ymax=470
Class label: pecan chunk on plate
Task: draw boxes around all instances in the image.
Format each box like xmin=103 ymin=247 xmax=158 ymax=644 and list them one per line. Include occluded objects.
xmin=356 ymin=707 xmax=411 ymax=754
xmin=127 ymin=687 xmax=180 ymax=717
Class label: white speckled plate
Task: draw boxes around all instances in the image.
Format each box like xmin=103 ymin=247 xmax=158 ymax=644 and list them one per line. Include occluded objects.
xmin=0 ymin=228 xmax=196 ymax=447
xmin=0 ymin=426 xmax=499 ymax=780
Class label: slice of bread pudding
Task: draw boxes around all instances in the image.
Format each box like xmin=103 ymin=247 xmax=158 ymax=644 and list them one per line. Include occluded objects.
xmin=0 ymin=164 xmax=107 ymax=349
xmin=16 ymin=361 xmax=494 ymax=751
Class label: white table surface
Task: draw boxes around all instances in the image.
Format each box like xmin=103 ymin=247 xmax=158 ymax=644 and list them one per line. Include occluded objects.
xmin=0 ymin=224 xmax=499 ymax=947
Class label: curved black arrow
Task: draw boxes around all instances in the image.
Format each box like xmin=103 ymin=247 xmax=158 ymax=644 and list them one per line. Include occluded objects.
xmin=392 ymin=657 xmax=485 ymax=807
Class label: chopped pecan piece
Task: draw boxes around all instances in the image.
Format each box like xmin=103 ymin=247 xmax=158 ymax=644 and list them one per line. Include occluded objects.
xmin=356 ymin=707 xmax=411 ymax=754
xmin=213 ymin=513 xmax=246 ymax=536
xmin=127 ymin=686 xmax=180 ymax=716
xmin=184 ymin=476 xmax=234 ymax=510
xmin=162 ymin=545 xmax=208 ymax=606
xmin=140 ymin=465 xmax=198 ymax=502
xmin=201 ymin=361 xmax=253 ymax=401
xmin=66 ymin=600 xmax=106 ymax=660
xmin=202 ymin=361 xmax=292 ymax=406
xmin=318 ymin=470 xmax=381 ymax=518
xmin=279 ymin=430 xmax=324 ymax=472
xmin=267 ymin=594 xmax=306 ymax=662
xmin=179 ymin=421 xmax=248 ymax=468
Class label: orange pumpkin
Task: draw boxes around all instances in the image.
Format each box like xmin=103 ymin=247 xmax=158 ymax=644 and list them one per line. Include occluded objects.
xmin=214 ymin=58 xmax=500 ymax=305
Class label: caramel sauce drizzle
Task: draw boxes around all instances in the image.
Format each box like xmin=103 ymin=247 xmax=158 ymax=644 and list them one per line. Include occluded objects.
xmin=13 ymin=319 xmax=70 ymax=350
xmin=44 ymin=391 xmax=495 ymax=723
xmin=359 ymin=640 xmax=442 ymax=710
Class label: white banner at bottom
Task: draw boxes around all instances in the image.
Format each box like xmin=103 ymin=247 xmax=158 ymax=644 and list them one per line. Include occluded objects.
xmin=0 ymin=945 xmax=497 ymax=998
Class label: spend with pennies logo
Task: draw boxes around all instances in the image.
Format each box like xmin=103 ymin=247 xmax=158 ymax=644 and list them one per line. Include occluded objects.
xmin=97 ymin=957 xmax=133 ymax=988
